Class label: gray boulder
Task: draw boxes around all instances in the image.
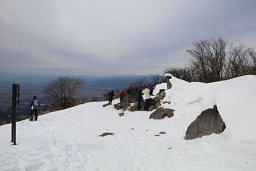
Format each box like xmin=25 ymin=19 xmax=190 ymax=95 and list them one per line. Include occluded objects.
xmin=114 ymin=95 xmax=130 ymax=111
xmin=157 ymin=89 xmax=165 ymax=95
xmin=119 ymin=112 xmax=124 ymax=117
xmin=120 ymin=95 xmax=130 ymax=109
xmin=149 ymin=107 xmax=174 ymax=119
xmin=185 ymin=105 xmax=226 ymax=140
xmin=114 ymin=103 xmax=121 ymax=110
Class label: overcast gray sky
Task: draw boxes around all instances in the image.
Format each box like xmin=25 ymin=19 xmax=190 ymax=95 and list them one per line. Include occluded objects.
xmin=1 ymin=0 xmax=256 ymax=76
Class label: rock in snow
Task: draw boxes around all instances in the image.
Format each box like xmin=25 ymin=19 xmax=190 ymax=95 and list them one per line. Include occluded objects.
xmin=185 ymin=105 xmax=226 ymax=140
xmin=149 ymin=107 xmax=174 ymax=119
xmin=102 ymin=103 xmax=111 ymax=107
xmin=99 ymin=132 xmax=114 ymax=137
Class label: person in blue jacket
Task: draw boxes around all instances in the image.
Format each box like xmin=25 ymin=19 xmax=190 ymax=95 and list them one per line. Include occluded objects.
xmin=30 ymin=96 xmax=40 ymax=121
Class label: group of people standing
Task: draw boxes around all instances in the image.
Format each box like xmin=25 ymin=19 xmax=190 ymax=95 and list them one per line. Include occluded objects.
xmin=30 ymin=84 xmax=154 ymax=121
xmin=108 ymin=85 xmax=154 ymax=111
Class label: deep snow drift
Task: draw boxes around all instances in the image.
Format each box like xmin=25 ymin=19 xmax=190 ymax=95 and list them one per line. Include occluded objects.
xmin=1 ymin=75 xmax=256 ymax=171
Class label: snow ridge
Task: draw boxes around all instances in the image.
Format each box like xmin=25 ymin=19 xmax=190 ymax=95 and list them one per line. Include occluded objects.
xmin=0 ymin=75 xmax=256 ymax=171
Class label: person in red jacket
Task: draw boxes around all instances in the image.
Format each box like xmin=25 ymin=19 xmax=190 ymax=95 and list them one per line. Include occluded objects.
xmin=119 ymin=90 xmax=125 ymax=102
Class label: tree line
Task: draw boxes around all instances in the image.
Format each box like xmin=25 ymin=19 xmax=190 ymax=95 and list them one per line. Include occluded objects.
xmin=165 ymin=38 xmax=256 ymax=83
xmin=43 ymin=38 xmax=256 ymax=111
xmin=43 ymin=75 xmax=165 ymax=111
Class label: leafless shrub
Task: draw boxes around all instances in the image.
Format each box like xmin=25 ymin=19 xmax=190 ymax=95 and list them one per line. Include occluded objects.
xmin=164 ymin=67 xmax=195 ymax=82
xmin=166 ymin=38 xmax=255 ymax=82
xmin=226 ymin=45 xmax=251 ymax=78
xmin=225 ymin=45 xmax=256 ymax=78
xmin=248 ymin=48 xmax=256 ymax=74
xmin=43 ymin=77 xmax=85 ymax=109
xmin=91 ymin=97 xmax=98 ymax=102
xmin=187 ymin=38 xmax=226 ymax=82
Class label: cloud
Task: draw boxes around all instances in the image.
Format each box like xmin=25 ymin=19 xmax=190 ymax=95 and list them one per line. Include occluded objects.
xmin=0 ymin=0 xmax=256 ymax=75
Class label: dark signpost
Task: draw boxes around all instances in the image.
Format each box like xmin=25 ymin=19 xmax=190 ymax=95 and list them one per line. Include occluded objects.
xmin=11 ymin=84 xmax=20 ymax=145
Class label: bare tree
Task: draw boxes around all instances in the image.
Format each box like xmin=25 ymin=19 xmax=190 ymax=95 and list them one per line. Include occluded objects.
xmin=187 ymin=38 xmax=226 ymax=82
xmin=43 ymin=77 xmax=85 ymax=109
xmin=166 ymin=38 xmax=255 ymax=82
xmin=249 ymin=48 xmax=256 ymax=74
xmin=226 ymin=45 xmax=254 ymax=78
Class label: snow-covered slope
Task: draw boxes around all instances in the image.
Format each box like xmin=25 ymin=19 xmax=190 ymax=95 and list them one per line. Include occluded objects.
xmin=1 ymin=75 xmax=256 ymax=171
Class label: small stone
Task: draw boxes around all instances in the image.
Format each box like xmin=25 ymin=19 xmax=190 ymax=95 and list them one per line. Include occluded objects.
xmin=102 ymin=103 xmax=110 ymax=107
xmin=99 ymin=132 xmax=114 ymax=137
xmin=119 ymin=112 xmax=124 ymax=117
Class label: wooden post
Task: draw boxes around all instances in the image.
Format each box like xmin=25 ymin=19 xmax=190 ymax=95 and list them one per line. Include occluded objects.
xmin=11 ymin=84 xmax=19 ymax=145
xmin=166 ymin=75 xmax=172 ymax=89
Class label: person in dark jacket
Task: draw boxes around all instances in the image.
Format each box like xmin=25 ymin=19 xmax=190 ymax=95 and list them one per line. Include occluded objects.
xmin=149 ymin=85 xmax=154 ymax=96
xmin=136 ymin=88 xmax=143 ymax=110
xmin=108 ymin=90 xmax=114 ymax=104
xmin=126 ymin=87 xmax=132 ymax=95
xmin=30 ymin=96 xmax=40 ymax=121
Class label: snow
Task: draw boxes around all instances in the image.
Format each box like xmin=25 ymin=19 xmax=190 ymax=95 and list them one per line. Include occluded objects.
xmin=165 ymin=73 xmax=173 ymax=78
xmin=153 ymin=82 xmax=167 ymax=95
xmin=1 ymin=75 xmax=256 ymax=171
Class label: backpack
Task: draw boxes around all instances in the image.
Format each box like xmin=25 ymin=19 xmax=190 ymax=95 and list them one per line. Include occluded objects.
xmin=33 ymin=100 xmax=39 ymax=108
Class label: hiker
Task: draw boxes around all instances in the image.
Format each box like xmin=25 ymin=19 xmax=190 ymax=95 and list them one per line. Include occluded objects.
xmin=108 ymin=90 xmax=114 ymax=104
xmin=119 ymin=90 xmax=125 ymax=103
xmin=142 ymin=87 xmax=151 ymax=111
xmin=136 ymin=88 xmax=143 ymax=110
xmin=149 ymin=85 xmax=154 ymax=95
xmin=30 ymin=96 xmax=40 ymax=121
xmin=126 ymin=87 xmax=132 ymax=95
xmin=126 ymin=87 xmax=134 ymax=103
